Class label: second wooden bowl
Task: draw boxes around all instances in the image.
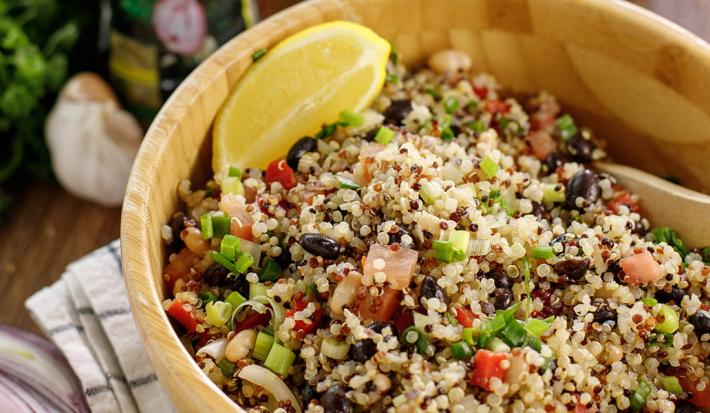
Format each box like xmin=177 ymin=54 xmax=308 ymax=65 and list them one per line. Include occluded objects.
xmin=121 ymin=0 xmax=710 ymax=411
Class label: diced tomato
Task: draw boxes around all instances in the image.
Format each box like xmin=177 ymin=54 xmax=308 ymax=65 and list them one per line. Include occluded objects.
xmin=163 ymin=248 xmax=198 ymax=289
xmin=286 ymin=300 xmax=323 ymax=335
xmin=620 ymin=251 xmax=662 ymax=286
xmin=220 ymin=194 xmax=254 ymax=240
xmin=230 ymin=216 xmax=254 ymax=241
xmin=455 ymin=307 xmax=477 ymax=328
xmin=234 ymin=311 xmax=271 ymax=333
xmin=607 ymin=192 xmax=640 ymax=214
xmin=484 ymin=100 xmax=509 ymax=115
xmin=363 ymin=244 xmax=418 ymax=290
xmin=166 ymin=300 xmax=198 ymax=333
xmin=359 ymin=288 xmax=401 ymax=322
xmin=393 ymin=310 xmax=414 ymax=333
xmin=470 ymin=350 xmax=509 ymax=391
xmin=679 ymin=375 xmax=710 ymax=411
xmin=527 ymin=131 xmax=557 ymax=160
xmin=265 ymin=159 xmax=297 ymax=190
xmin=473 ymin=86 xmax=488 ymax=100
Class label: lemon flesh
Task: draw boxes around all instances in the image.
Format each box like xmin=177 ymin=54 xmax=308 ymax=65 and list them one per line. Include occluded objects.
xmin=213 ymin=21 xmax=391 ymax=172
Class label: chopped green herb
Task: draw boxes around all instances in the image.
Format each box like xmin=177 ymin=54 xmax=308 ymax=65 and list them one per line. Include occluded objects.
xmin=444 ymin=96 xmax=460 ymax=114
xmin=468 ymin=119 xmax=485 ymax=134
xmin=259 ymin=259 xmax=282 ymax=282
xmin=440 ymin=127 xmax=455 ymax=141
xmin=251 ymin=48 xmax=268 ymax=62
xmin=480 ymin=156 xmax=499 ymax=178
xmin=450 ymin=341 xmax=473 ymax=360
xmin=315 ymin=123 xmax=338 ymax=140
xmin=338 ymin=110 xmax=365 ymax=127
xmin=651 ymin=227 xmax=689 ymax=258
xmin=533 ymin=245 xmax=555 ymax=260
xmin=386 ymin=73 xmax=400 ymax=84
xmin=217 ymin=359 xmax=236 ymax=377
xmin=374 ymin=126 xmax=395 ymax=144
xmin=336 ymin=175 xmax=360 ymax=189
xmin=555 ymin=114 xmax=578 ymax=141
xmin=433 ymin=240 xmax=456 ymax=263
xmin=424 ymin=87 xmax=442 ymax=101
xmin=389 ymin=45 xmax=399 ymax=65
xmin=199 ymin=291 xmax=217 ymax=305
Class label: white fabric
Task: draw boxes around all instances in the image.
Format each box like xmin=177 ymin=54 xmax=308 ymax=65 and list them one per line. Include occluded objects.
xmin=25 ymin=240 xmax=176 ymax=413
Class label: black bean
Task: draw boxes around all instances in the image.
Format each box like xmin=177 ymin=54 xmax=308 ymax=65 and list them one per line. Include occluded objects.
xmin=566 ymin=169 xmax=600 ymax=209
xmin=675 ymin=400 xmax=702 ymax=413
xmin=349 ymin=339 xmax=376 ymax=362
xmin=553 ymin=258 xmax=591 ymax=282
xmin=566 ymin=133 xmax=596 ymax=163
xmin=383 ymin=99 xmax=412 ymax=126
xmin=370 ymin=321 xmax=398 ymax=337
xmin=486 ymin=270 xmax=513 ymax=290
xmin=632 ymin=221 xmax=647 ymax=236
xmin=389 ymin=225 xmax=418 ymax=249
xmin=420 ymin=275 xmax=447 ymax=304
xmin=542 ymin=152 xmax=570 ymax=175
xmin=593 ymin=304 xmax=617 ymax=325
xmin=320 ymin=384 xmax=352 ymax=413
xmin=286 ymin=136 xmax=318 ymax=169
xmin=274 ymin=243 xmax=293 ymax=268
xmin=689 ymin=310 xmax=710 ymax=337
xmin=298 ymin=234 xmax=345 ymax=259
xmin=302 ymin=383 xmax=318 ymax=406
xmin=490 ymin=288 xmax=513 ymax=310
xmin=167 ymin=212 xmax=187 ymax=252
xmin=203 ymin=263 xmax=230 ymax=286
xmin=655 ymin=286 xmax=686 ymax=305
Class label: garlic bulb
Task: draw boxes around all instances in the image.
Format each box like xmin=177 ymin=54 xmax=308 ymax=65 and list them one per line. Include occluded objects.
xmin=46 ymin=72 xmax=142 ymax=206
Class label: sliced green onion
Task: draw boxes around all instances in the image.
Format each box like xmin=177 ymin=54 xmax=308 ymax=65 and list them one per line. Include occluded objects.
xmin=478 ymin=303 xmax=519 ymax=347
xmin=450 ymin=341 xmax=473 ymax=360
xmin=500 ymin=319 xmax=527 ymax=347
xmin=210 ymin=251 xmax=239 ymax=274
xmin=486 ymin=336 xmax=511 ymax=353
xmin=462 ymin=327 xmax=477 ymax=346
xmin=200 ymin=214 xmax=214 ymax=239
xmin=424 ymin=88 xmax=442 ymax=101
xmin=654 ymin=304 xmax=680 ymax=334
xmin=249 ymin=283 xmax=268 ymax=299
xmin=400 ymin=326 xmax=428 ymax=355
xmin=374 ymin=126 xmax=395 ymax=145
xmin=211 ymin=214 xmax=230 ymax=238
xmin=440 ymin=127 xmax=454 ymax=141
xmin=234 ymin=253 xmax=255 ymax=273
xmin=338 ymin=110 xmax=365 ymax=127
xmin=205 ymin=301 xmax=233 ymax=327
xmin=533 ymin=245 xmax=555 ymax=260
xmin=662 ymin=376 xmax=683 ymax=395
xmin=468 ymin=119 xmax=485 ymax=134
xmin=200 ymin=291 xmax=217 ymax=305
xmin=263 ymin=342 xmax=296 ymax=376
xmin=217 ymin=359 xmax=236 ymax=377
xmin=525 ymin=317 xmax=554 ymax=337
xmin=480 ymin=156 xmax=499 ymax=179
xmin=523 ymin=334 xmax=542 ymax=351
xmin=336 ymin=175 xmax=360 ymax=190
xmin=251 ymin=48 xmax=267 ymax=62
xmin=420 ymin=181 xmax=444 ymax=204
xmin=253 ymin=331 xmax=275 ymax=361
xmin=321 ymin=336 xmax=351 ymax=360
xmin=445 ymin=311 xmax=458 ymax=326
xmin=641 ymin=297 xmax=658 ymax=307
xmin=225 ymin=291 xmax=246 ymax=310
xmin=555 ymin=114 xmax=577 ymax=141
xmin=220 ymin=235 xmax=241 ymax=261
xmin=542 ymin=183 xmax=565 ymax=204
xmin=228 ymin=166 xmax=241 ymax=178
xmin=444 ymin=96 xmax=460 ymax=114
xmin=222 ymin=176 xmax=244 ymax=195
xmin=630 ymin=379 xmax=652 ymax=411
xmin=433 ymin=240 xmax=456 ymax=263
xmin=450 ymin=230 xmax=470 ymax=260
xmin=259 ymin=259 xmax=282 ymax=282
xmin=499 ymin=118 xmax=523 ymax=136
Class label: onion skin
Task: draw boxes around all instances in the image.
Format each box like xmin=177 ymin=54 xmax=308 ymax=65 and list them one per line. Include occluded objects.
xmin=0 ymin=325 xmax=89 ymax=413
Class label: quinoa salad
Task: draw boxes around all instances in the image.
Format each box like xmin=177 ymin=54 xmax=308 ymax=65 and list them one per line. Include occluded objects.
xmin=160 ymin=50 xmax=710 ymax=413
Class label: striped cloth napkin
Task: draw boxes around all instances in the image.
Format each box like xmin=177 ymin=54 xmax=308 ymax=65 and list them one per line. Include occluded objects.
xmin=25 ymin=241 xmax=175 ymax=413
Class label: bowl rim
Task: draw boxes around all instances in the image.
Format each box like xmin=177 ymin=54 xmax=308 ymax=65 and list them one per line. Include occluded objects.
xmin=120 ymin=0 xmax=710 ymax=411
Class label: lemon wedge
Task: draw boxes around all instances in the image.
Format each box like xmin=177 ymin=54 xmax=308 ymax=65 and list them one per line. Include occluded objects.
xmin=213 ymin=21 xmax=391 ymax=172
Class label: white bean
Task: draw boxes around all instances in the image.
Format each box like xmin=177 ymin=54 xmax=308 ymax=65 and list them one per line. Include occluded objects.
xmin=427 ymin=49 xmax=472 ymax=75
xmin=329 ymin=272 xmax=363 ymax=317
xmin=225 ymin=329 xmax=257 ymax=362
xmin=181 ymin=226 xmax=209 ymax=257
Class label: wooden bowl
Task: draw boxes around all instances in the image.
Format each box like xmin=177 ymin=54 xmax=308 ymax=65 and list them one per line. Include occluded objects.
xmin=121 ymin=0 xmax=710 ymax=411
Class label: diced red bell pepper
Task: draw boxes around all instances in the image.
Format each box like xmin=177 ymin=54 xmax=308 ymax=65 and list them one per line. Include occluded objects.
xmin=167 ymin=300 xmax=198 ymax=333
xmin=359 ymin=288 xmax=401 ymax=322
xmin=265 ymin=159 xmax=297 ymax=190
xmin=484 ymin=100 xmax=509 ymax=115
xmin=679 ymin=375 xmax=710 ymax=411
xmin=607 ymin=192 xmax=640 ymax=214
xmin=470 ymin=349 xmax=509 ymax=391
xmin=473 ymin=86 xmax=488 ymax=100
xmin=234 ymin=311 xmax=271 ymax=333
xmin=455 ymin=307 xmax=477 ymax=328
xmin=286 ymin=300 xmax=323 ymax=335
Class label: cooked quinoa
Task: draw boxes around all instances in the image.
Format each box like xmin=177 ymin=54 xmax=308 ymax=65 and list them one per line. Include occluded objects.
xmin=161 ymin=51 xmax=710 ymax=413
